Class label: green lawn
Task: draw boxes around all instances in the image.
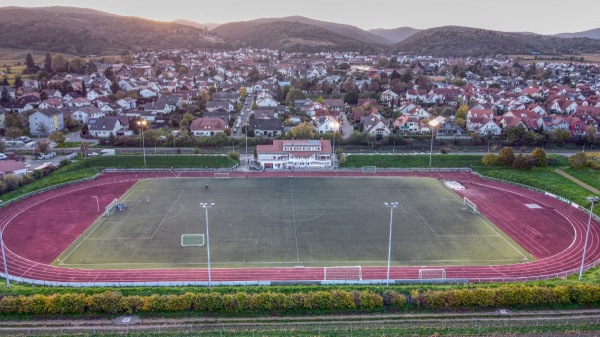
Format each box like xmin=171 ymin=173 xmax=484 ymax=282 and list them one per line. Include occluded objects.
xmin=342 ymin=154 xmax=483 ymax=168
xmin=55 ymin=177 xmax=531 ymax=269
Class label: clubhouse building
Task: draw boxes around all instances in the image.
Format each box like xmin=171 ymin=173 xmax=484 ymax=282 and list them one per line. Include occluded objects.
xmin=256 ymin=139 xmax=333 ymax=169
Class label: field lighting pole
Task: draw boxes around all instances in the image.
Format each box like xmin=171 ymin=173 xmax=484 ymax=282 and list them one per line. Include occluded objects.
xmin=137 ymin=120 xmax=147 ymax=168
xmin=201 ymin=202 xmax=215 ymax=287
xmin=579 ymin=196 xmax=599 ymax=281
xmin=0 ymin=228 xmax=10 ymax=288
xmin=332 ymin=124 xmax=338 ymax=168
xmin=428 ymin=120 xmax=440 ymax=167
xmin=245 ymin=122 xmax=248 ymax=165
xmin=384 ymin=202 xmax=398 ymax=286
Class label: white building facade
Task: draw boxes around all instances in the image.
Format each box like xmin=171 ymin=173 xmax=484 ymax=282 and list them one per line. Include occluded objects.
xmin=256 ymin=139 xmax=333 ymax=170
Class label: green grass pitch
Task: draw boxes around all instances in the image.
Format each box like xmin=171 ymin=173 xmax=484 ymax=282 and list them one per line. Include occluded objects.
xmin=55 ymin=177 xmax=533 ymax=269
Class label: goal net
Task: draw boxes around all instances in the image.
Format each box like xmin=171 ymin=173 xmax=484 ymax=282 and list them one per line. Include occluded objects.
xmin=181 ymin=234 xmax=205 ymax=246
xmin=463 ymin=197 xmax=479 ymax=214
xmin=104 ymin=198 xmax=119 ymax=216
xmin=361 ymin=166 xmax=377 ymax=174
xmin=214 ymin=172 xmax=230 ymax=179
xmin=418 ymin=269 xmax=446 ymax=280
xmin=324 ymin=266 xmax=362 ymax=281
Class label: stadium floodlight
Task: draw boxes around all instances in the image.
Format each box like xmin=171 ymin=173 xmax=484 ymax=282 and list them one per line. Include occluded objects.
xmin=332 ymin=122 xmax=339 ymax=168
xmin=137 ymin=120 xmax=147 ymax=168
xmin=579 ymin=196 xmax=599 ymax=281
xmin=200 ymin=202 xmax=215 ymax=286
xmin=428 ymin=119 xmax=441 ymax=167
xmin=384 ymin=202 xmax=399 ymax=286
xmin=0 ymin=227 xmax=9 ymax=288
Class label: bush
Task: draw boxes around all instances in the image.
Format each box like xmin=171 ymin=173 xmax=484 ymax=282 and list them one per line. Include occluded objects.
xmin=569 ymin=152 xmax=588 ymax=169
xmin=227 ymin=151 xmax=240 ymax=161
xmin=498 ymin=147 xmax=516 ymax=167
xmin=2 ymin=174 xmax=21 ymax=191
xmin=512 ymin=154 xmax=536 ymax=170
xmin=481 ymin=153 xmax=498 ymax=166
xmin=439 ymin=147 xmax=450 ymax=154
xmin=531 ymin=147 xmax=548 ymax=167
xmin=59 ymin=159 xmax=72 ymax=167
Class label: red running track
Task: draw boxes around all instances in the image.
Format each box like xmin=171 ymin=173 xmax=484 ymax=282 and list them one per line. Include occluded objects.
xmin=0 ymin=171 xmax=598 ymax=285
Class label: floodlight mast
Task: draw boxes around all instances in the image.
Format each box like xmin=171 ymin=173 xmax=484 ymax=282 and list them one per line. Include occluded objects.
xmin=0 ymin=228 xmax=9 ymax=288
xmin=579 ymin=196 xmax=599 ymax=281
xmin=200 ymin=202 xmax=215 ymax=286
xmin=384 ymin=202 xmax=399 ymax=286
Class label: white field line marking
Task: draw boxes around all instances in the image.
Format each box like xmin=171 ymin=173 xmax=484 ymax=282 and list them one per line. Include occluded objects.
xmin=397 ymin=189 xmax=438 ymax=236
xmin=289 ymin=179 xmax=300 ymax=263
xmin=150 ymin=190 xmax=184 ymax=239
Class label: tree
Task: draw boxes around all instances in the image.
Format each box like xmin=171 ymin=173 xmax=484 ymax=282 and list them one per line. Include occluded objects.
xmin=400 ymin=69 xmax=413 ymax=83
xmin=285 ymin=88 xmax=306 ymax=105
xmin=498 ymin=146 xmax=516 ymax=167
xmin=180 ymin=113 xmax=195 ymax=128
xmin=25 ymin=53 xmax=35 ymax=70
xmin=6 ymin=127 xmax=23 ymax=140
xmin=1 ymin=86 xmax=9 ymax=103
xmin=44 ymin=53 xmax=52 ymax=72
xmin=35 ymin=140 xmax=50 ymax=155
xmin=549 ymin=129 xmax=571 ymax=146
xmin=2 ymin=174 xmax=20 ymax=191
xmin=13 ymin=76 xmax=23 ymax=89
xmin=239 ymin=87 xmax=247 ymax=101
xmin=80 ymin=142 xmax=90 ymax=158
xmin=51 ymin=54 xmax=67 ymax=73
xmin=81 ymin=80 xmax=87 ymax=96
xmin=0 ymin=141 xmax=6 ymax=153
xmin=568 ymin=152 xmax=588 ymax=169
xmin=49 ymin=132 xmax=66 ymax=144
xmin=289 ymin=123 xmax=316 ymax=139
xmin=344 ymin=92 xmax=359 ymax=105
xmin=455 ymin=104 xmax=469 ymax=120
xmin=506 ymin=126 xmax=527 ymax=146
xmin=512 ymin=154 xmax=535 ymax=170
xmin=81 ymin=123 xmax=89 ymax=137
xmin=69 ymin=57 xmax=85 ymax=73
xmin=227 ymin=151 xmax=240 ymax=161
xmin=531 ymin=147 xmax=547 ymax=167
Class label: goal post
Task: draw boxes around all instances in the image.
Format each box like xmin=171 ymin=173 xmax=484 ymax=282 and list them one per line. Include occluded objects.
xmin=463 ymin=197 xmax=479 ymax=214
xmin=418 ymin=269 xmax=446 ymax=280
xmin=324 ymin=266 xmax=362 ymax=281
xmin=361 ymin=166 xmax=377 ymax=174
xmin=181 ymin=234 xmax=205 ymax=246
xmin=214 ymin=172 xmax=230 ymax=179
xmin=104 ymin=198 xmax=119 ymax=216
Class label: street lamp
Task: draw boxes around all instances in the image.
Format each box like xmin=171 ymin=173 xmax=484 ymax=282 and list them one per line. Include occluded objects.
xmin=200 ymin=202 xmax=215 ymax=286
xmin=137 ymin=120 xmax=147 ymax=168
xmin=579 ymin=196 xmax=599 ymax=281
xmin=384 ymin=202 xmax=399 ymax=286
xmin=428 ymin=119 xmax=441 ymax=167
xmin=245 ymin=122 xmax=249 ymax=166
xmin=332 ymin=122 xmax=339 ymax=168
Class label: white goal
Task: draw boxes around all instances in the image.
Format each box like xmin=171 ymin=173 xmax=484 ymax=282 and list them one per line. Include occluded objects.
xmin=418 ymin=269 xmax=446 ymax=280
xmin=361 ymin=166 xmax=377 ymax=174
xmin=181 ymin=234 xmax=205 ymax=246
xmin=324 ymin=266 xmax=362 ymax=281
xmin=214 ymin=172 xmax=230 ymax=179
xmin=104 ymin=198 xmax=119 ymax=216
xmin=463 ymin=197 xmax=479 ymax=214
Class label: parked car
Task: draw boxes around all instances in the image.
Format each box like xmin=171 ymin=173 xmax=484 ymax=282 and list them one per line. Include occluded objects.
xmin=0 ymin=153 xmax=7 ymax=160
xmin=18 ymin=136 xmax=31 ymax=143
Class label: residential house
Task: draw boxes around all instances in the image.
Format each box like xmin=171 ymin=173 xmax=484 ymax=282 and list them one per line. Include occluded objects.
xmin=393 ymin=115 xmax=420 ymax=133
xmin=28 ymin=108 xmax=65 ymax=136
xmin=190 ymin=118 xmax=227 ymax=136
xmin=0 ymin=160 xmax=29 ymax=177
xmin=250 ymin=119 xmax=285 ymax=137
xmin=477 ymin=119 xmax=502 ymax=136
xmin=204 ymin=108 xmax=231 ymax=123
xmin=71 ymin=106 xmax=105 ymax=124
xmin=362 ymin=116 xmax=391 ymax=137
xmin=87 ymin=117 xmax=123 ymax=138
xmin=381 ymin=89 xmax=400 ymax=103
xmin=323 ymin=99 xmax=345 ymax=111
xmin=256 ymin=96 xmax=279 ymax=108
xmin=316 ymin=116 xmax=340 ymax=134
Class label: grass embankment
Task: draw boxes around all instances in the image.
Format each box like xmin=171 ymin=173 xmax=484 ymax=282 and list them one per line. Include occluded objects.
xmin=0 ymin=155 xmax=236 ymax=202
xmin=342 ymin=153 xmax=483 ymax=168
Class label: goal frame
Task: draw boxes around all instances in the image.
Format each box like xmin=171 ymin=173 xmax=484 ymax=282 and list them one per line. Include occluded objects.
xmin=104 ymin=198 xmax=119 ymax=216
xmin=418 ymin=268 xmax=446 ymax=280
xmin=323 ymin=266 xmax=362 ymax=281
xmin=213 ymin=172 xmax=230 ymax=179
xmin=181 ymin=234 xmax=205 ymax=246
xmin=361 ymin=166 xmax=377 ymax=174
xmin=463 ymin=197 xmax=479 ymax=214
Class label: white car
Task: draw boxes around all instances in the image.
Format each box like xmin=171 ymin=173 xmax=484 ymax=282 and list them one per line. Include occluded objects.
xmin=0 ymin=153 xmax=7 ymax=160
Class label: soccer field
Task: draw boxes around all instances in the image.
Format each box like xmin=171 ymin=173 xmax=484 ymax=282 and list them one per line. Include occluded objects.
xmin=55 ymin=177 xmax=533 ymax=269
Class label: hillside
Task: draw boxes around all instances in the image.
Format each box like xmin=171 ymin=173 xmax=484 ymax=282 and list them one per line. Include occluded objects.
xmin=368 ymin=27 xmax=421 ymax=44
xmin=391 ymin=26 xmax=600 ymax=57
xmin=555 ymin=28 xmax=600 ymax=39
xmin=173 ymin=19 xmax=221 ymax=31
xmin=0 ymin=6 xmax=224 ymax=55
xmin=213 ymin=21 xmax=378 ymax=52
xmin=238 ymin=16 xmax=390 ymax=46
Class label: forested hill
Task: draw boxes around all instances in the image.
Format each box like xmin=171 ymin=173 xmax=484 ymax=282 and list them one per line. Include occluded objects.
xmin=0 ymin=6 xmax=224 ymax=55
xmin=213 ymin=21 xmax=378 ymax=52
xmin=391 ymin=26 xmax=600 ymax=57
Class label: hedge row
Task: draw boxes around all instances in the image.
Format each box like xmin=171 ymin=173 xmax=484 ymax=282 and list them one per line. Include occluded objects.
xmin=1 ymin=285 xmax=599 ymax=315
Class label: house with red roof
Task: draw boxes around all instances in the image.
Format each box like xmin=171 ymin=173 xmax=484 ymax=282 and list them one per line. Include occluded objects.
xmin=190 ymin=118 xmax=227 ymax=137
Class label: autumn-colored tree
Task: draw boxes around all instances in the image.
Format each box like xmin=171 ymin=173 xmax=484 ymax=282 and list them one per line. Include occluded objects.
xmin=49 ymin=132 xmax=66 ymax=144
xmin=289 ymin=123 xmax=316 ymax=139
xmin=498 ymin=146 xmax=516 ymax=167
xmin=568 ymin=152 xmax=588 ymax=170
xmin=531 ymin=147 xmax=548 ymax=167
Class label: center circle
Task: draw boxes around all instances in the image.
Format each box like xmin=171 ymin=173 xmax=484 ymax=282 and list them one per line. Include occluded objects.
xmin=261 ymin=200 xmax=326 ymax=222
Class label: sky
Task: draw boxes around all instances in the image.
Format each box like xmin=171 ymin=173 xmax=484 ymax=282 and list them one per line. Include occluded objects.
xmin=3 ymin=0 xmax=600 ymax=35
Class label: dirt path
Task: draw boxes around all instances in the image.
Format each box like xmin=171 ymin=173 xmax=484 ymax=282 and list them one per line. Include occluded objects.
xmin=554 ymin=169 xmax=600 ymax=194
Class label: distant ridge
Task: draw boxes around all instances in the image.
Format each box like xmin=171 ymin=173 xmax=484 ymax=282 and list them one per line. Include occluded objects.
xmin=173 ymin=19 xmax=221 ymax=31
xmin=555 ymin=28 xmax=600 ymax=39
xmin=368 ymin=27 xmax=421 ymax=44
xmin=391 ymin=26 xmax=600 ymax=57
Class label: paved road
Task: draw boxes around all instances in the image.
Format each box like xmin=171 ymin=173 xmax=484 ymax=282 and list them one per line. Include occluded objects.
xmin=340 ymin=110 xmax=354 ymax=139
xmin=233 ymin=94 xmax=255 ymax=138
